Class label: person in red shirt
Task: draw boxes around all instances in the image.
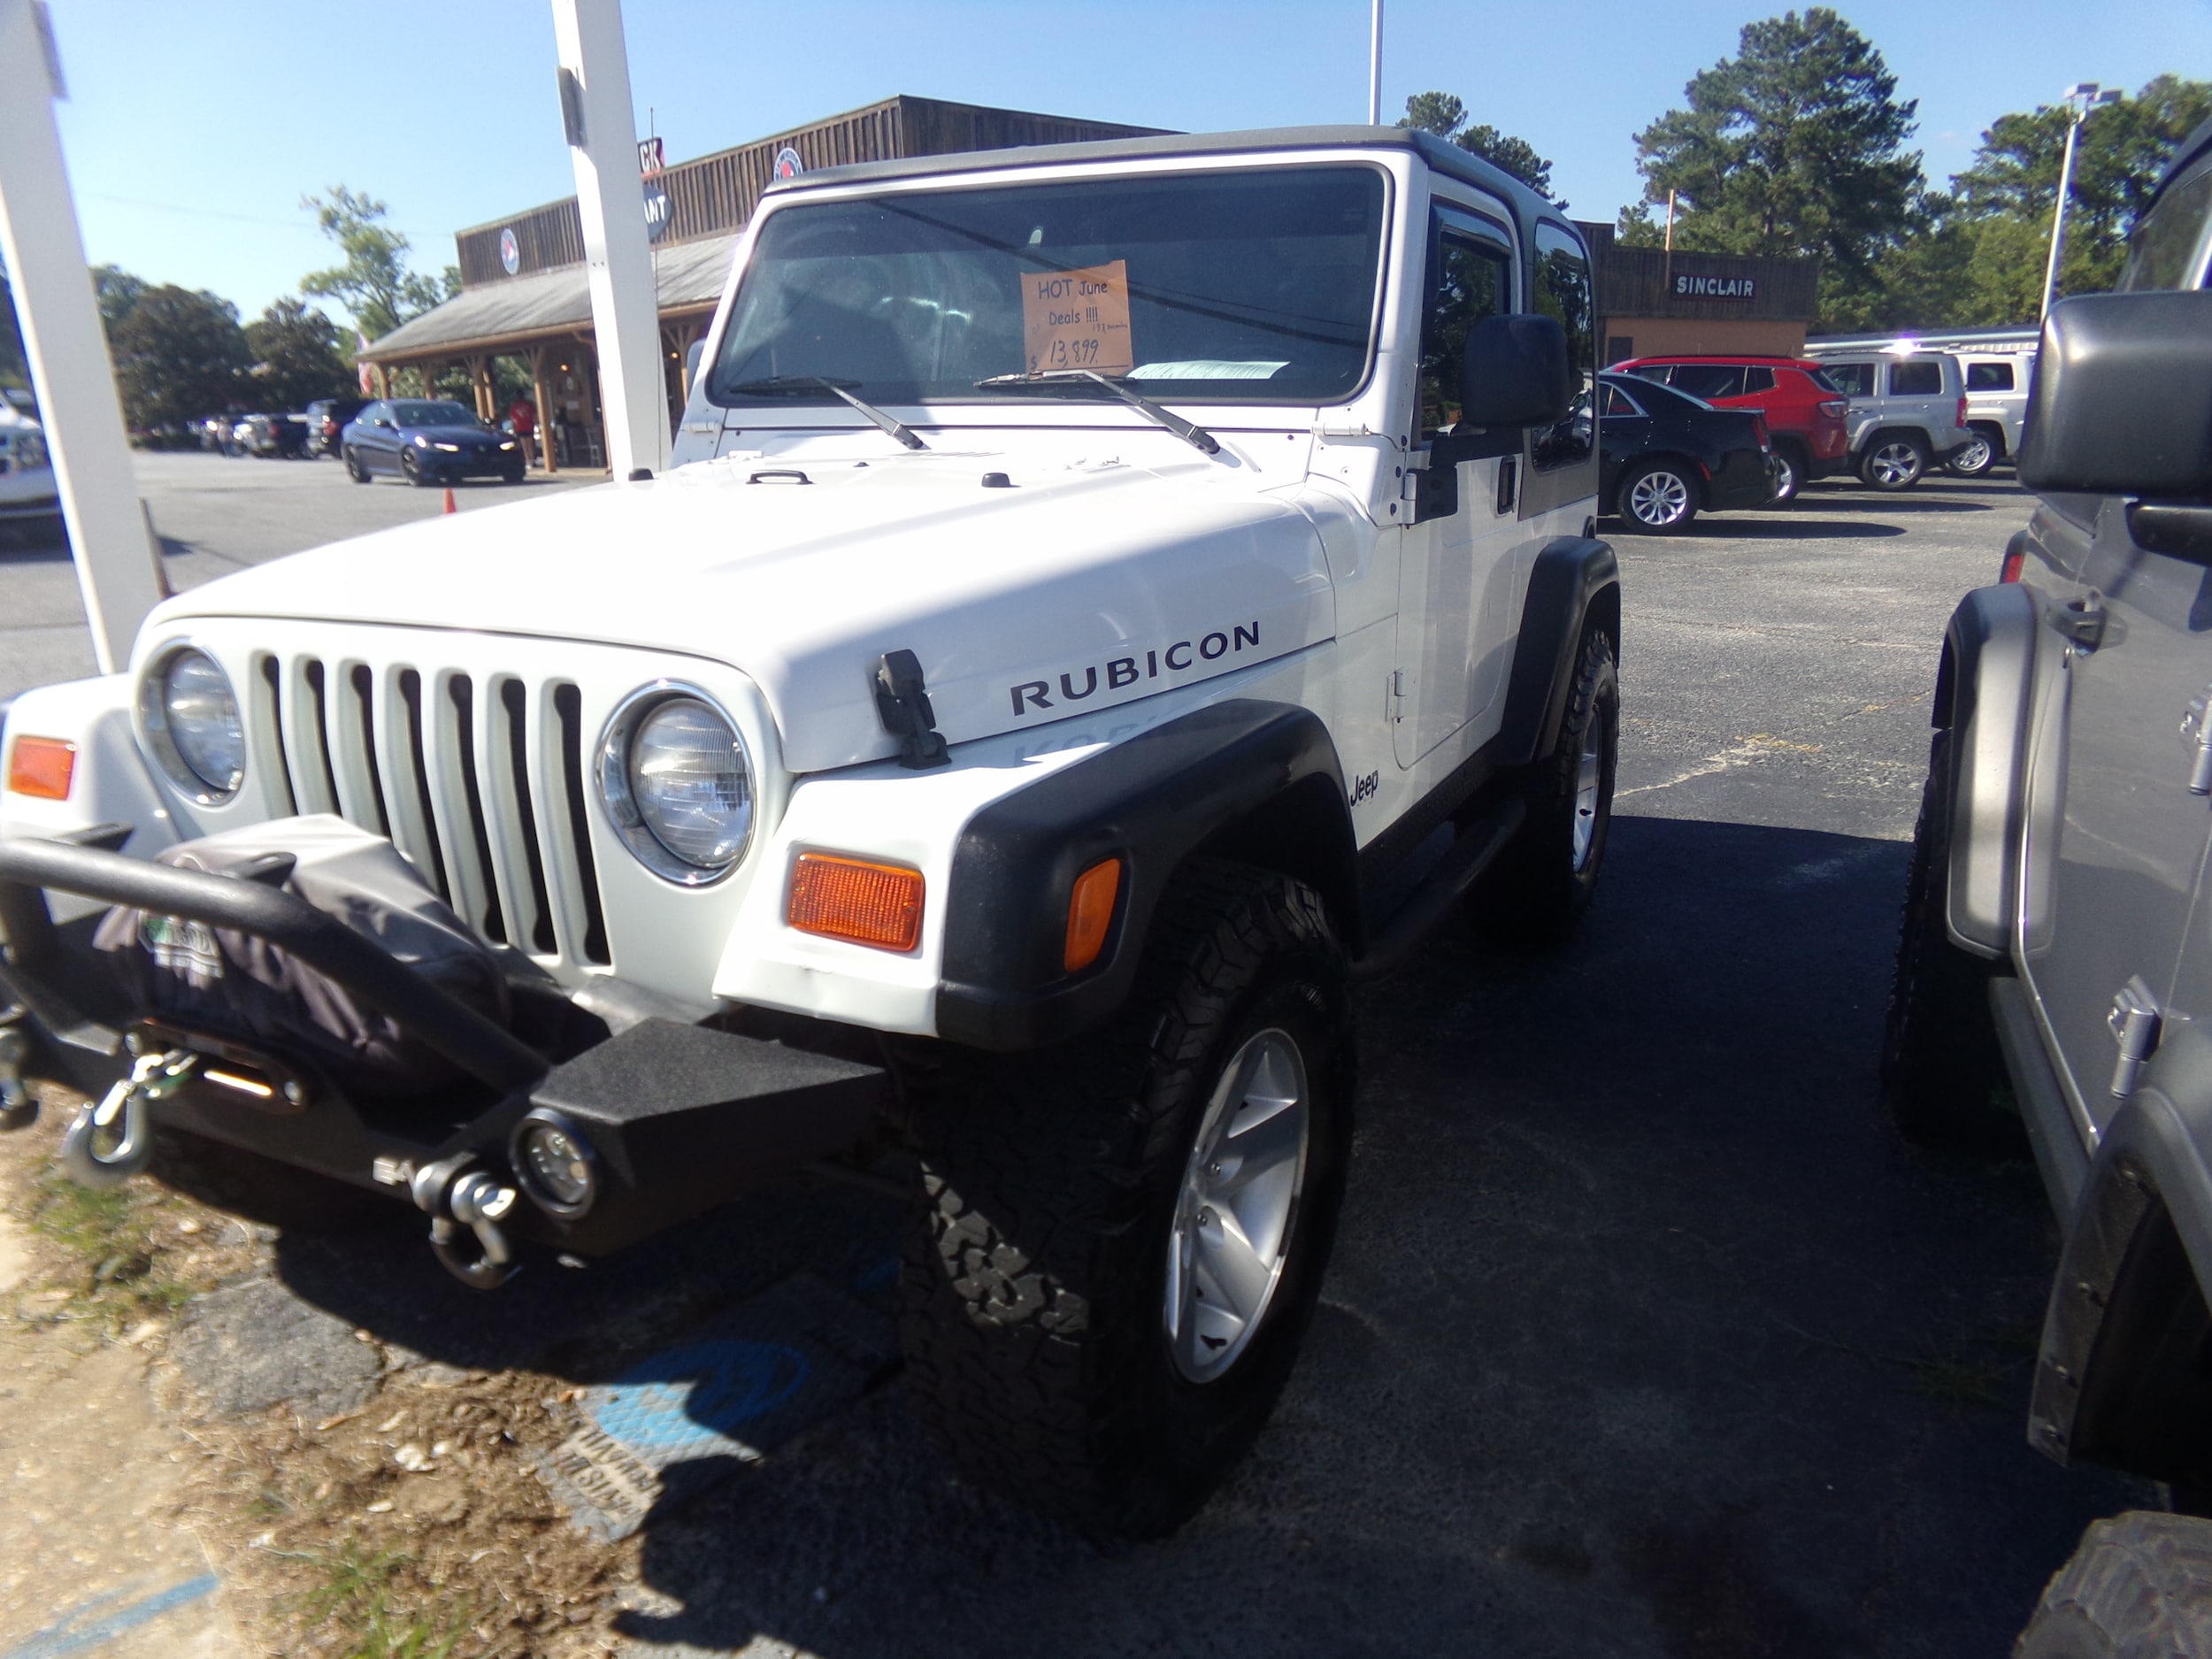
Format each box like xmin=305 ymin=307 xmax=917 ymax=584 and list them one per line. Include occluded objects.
xmin=508 ymin=396 xmax=538 ymax=468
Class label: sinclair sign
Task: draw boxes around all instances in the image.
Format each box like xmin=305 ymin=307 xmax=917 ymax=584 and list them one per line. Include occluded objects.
xmin=1672 ymin=272 xmax=1758 ymax=301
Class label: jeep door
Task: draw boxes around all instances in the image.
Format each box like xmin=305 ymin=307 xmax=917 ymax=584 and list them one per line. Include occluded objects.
xmin=2016 ymin=501 xmax=2212 ymax=1139
xmin=1394 ymin=198 xmax=1522 ymax=768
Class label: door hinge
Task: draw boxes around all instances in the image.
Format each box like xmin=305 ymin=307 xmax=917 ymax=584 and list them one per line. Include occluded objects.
xmin=2108 ymin=975 xmax=2163 ymax=1101
xmin=1386 ymin=669 xmax=1407 ymax=724
xmin=2181 ymin=686 xmax=2212 ymax=794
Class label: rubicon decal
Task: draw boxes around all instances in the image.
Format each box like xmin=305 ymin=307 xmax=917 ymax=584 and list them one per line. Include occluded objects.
xmin=1009 ymin=622 xmax=1262 ymax=715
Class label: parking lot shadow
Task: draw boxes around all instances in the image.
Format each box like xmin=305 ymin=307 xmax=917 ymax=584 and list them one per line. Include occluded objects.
xmin=1610 ymin=517 xmax=1906 ymax=541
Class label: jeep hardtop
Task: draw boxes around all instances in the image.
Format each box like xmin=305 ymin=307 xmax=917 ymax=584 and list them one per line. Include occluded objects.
xmin=0 ymin=125 xmax=1620 ymax=1537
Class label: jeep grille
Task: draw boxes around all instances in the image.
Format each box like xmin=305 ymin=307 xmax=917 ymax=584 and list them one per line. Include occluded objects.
xmin=251 ymin=652 xmax=611 ymax=966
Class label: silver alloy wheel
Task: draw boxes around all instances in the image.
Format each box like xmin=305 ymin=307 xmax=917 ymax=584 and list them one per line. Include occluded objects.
xmin=1571 ymin=722 xmax=1604 ymax=872
xmin=1950 ymin=434 xmax=1994 ymax=475
xmin=1627 ymin=467 xmax=1690 ymax=527
xmin=1770 ymin=450 xmax=1797 ymax=501
xmin=1869 ymin=441 xmax=1923 ymax=488
xmin=1165 ymin=1027 xmax=1310 ymax=1385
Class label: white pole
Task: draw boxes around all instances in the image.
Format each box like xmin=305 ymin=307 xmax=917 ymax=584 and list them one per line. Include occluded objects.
xmin=2040 ymin=109 xmax=2084 ymax=323
xmin=0 ymin=0 xmax=162 ymax=674
xmin=1368 ymin=0 xmax=1384 ymax=125
xmin=549 ymin=0 xmax=669 ymax=479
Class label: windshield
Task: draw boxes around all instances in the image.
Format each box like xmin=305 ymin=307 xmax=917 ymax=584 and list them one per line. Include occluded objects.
xmin=392 ymin=401 xmax=480 ymax=428
xmin=708 ymin=165 xmax=1389 ymax=407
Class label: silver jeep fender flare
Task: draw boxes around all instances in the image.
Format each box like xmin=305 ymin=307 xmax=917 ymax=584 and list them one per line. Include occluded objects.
xmin=1935 ymin=572 xmax=2038 ymax=958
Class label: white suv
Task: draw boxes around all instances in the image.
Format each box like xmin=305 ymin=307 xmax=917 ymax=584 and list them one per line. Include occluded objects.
xmin=1806 ymin=348 xmax=1976 ymax=489
xmin=0 ymin=127 xmax=1622 ymax=1538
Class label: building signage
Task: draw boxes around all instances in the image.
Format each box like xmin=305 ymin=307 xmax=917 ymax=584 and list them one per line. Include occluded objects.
xmin=1673 ymin=273 xmax=1756 ymax=300
xmin=642 ymin=177 xmax=672 ymax=242
xmin=773 ymin=146 xmax=804 ymax=180
xmin=499 ymin=227 xmax=520 ymax=276
xmin=638 ymin=135 xmax=665 ymax=177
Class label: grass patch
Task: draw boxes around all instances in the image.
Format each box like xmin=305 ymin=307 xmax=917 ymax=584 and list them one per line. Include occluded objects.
xmin=1780 ymin=1318 xmax=2027 ymax=1413
xmin=20 ymin=1163 xmax=193 ymax=1323
xmin=290 ymin=1539 xmax=475 ymax=1659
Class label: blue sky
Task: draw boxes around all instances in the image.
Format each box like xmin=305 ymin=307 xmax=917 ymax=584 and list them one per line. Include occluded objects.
xmin=42 ymin=0 xmax=2212 ymax=328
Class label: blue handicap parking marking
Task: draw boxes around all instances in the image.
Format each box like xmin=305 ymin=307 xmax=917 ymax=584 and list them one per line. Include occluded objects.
xmin=589 ymin=1338 xmax=811 ymax=1455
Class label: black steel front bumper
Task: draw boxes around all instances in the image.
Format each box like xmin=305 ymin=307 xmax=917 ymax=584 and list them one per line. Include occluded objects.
xmin=0 ymin=831 xmax=886 ymax=1275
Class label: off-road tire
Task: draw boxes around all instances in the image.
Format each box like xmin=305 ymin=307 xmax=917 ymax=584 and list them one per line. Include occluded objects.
xmin=1879 ymin=727 xmax=2017 ymax=1151
xmin=2015 ymin=1512 xmax=2212 ymax=1657
xmin=1472 ymin=622 xmax=1619 ymax=944
xmin=901 ymin=858 xmax=1354 ymax=1540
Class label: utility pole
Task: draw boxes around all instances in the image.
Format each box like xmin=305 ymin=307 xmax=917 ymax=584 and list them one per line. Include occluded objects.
xmin=549 ymin=0 xmax=669 ymax=479
xmin=2041 ymin=81 xmax=2122 ymax=323
xmin=1367 ymin=0 xmax=1383 ymax=126
xmin=0 ymin=0 xmax=163 ymax=674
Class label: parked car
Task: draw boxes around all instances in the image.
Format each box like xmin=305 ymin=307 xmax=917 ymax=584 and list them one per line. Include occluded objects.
xmin=232 ymin=413 xmax=305 ymax=459
xmin=1880 ymin=119 xmax=2212 ymax=1652
xmin=303 ymin=397 xmax=369 ymax=460
xmin=1596 ymin=371 xmax=1774 ymax=533
xmin=0 ymin=412 xmax=58 ymax=530
xmin=1801 ymin=347 xmax=1974 ymax=489
xmin=0 ymin=126 xmax=1622 ymax=1541
xmin=1614 ymin=355 xmax=1848 ymax=503
xmin=1950 ymin=349 xmax=2036 ymax=476
xmin=342 ymin=399 xmax=523 ymax=486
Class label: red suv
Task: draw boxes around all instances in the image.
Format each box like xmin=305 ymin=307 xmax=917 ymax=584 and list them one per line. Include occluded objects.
xmin=1610 ymin=357 xmax=1850 ymax=503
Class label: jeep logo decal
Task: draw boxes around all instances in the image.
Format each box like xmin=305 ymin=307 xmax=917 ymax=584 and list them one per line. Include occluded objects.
xmin=1009 ymin=622 xmax=1261 ymax=715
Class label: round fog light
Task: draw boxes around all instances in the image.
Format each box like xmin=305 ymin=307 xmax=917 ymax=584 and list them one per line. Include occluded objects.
xmin=511 ymin=1110 xmax=597 ymax=1218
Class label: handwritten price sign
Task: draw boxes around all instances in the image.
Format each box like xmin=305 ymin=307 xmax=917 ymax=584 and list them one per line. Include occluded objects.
xmin=1022 ymin=261 xmax=1133 ymax=376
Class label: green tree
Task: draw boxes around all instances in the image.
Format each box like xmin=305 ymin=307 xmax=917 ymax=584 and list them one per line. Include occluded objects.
xmin=108 ymin=284 xmax=250 ymax=430
xmin=1626 ymin=9 xmax=1924 ymax=321
xmin=300 ymin=186 xmax=445 ymax=341
xmin=0 ymin=270 xmax=27 ymax=393
xmin=244 ymin=296 xmax=353 ymax=410
xmin=1398 ymin=92 xmax=1557 ymax=199
xmin=1950 ymin=74 xmax=2212 ymax=318
xmin=91 ymin=264 xmax=146 ymax=334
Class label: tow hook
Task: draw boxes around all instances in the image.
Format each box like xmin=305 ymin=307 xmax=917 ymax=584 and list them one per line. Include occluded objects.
xmin=61 ymin=1042 xmax=196 ymax=1187
xmin=411 ymin=1154 xmax=521 ymax=1291
xmin=0 ymin=1027 xmax=35 ymax=1130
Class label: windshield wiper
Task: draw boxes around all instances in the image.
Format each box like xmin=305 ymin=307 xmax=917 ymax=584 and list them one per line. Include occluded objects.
xmin=974 ymin=369 xmax=1220 ymax=456
xmin=723 ymin=376 xmax=926 ymax=451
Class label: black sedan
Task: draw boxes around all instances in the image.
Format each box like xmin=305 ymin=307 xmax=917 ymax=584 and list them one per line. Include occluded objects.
xmin=1598 ymin=372 xmax=1776 ymax=534
xmin=342 ymin=398 xmax=523 ymax=487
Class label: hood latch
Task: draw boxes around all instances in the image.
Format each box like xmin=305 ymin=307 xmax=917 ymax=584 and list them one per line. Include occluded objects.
xmin=873 ymin=649 xmax=950 ymax=769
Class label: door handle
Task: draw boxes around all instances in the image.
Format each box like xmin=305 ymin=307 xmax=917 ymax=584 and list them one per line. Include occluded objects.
xmin=1494 ymin=457 xmax=1518 ymax=517
xmin=2054 ymin=595 xmax=2106 ymax=649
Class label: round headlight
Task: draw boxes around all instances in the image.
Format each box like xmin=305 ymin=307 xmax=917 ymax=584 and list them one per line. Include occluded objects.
xmin=598 ymin=686 xmax=753 ymax=884
xmin=142 ymin=648 xmax=245 ymax=799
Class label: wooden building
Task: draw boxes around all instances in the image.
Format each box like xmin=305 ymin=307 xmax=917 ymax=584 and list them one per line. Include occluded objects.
xmin=1575 ymin=222 xmax=1823 ymax=363
xmin=358 ymin=96 xmax=1165 ymax=469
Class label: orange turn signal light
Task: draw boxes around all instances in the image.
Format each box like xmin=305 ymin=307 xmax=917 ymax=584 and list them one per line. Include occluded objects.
xmin=787 ymin=852 xmax=926 ymax=953
xmin=1064 ymin=856 xmax=1122 ymax=973
xmin=6 ymin=736 xmax=75 ymax=801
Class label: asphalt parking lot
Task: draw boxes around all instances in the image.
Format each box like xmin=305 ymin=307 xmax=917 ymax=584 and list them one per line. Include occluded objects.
xmin=0 ymin=458 xmax=2144 ymax=1657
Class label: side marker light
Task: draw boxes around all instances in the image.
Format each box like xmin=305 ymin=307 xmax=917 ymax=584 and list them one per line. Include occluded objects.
xmin=788 ymin=852 xmax=926 ymax=952
xmin=1064 ymin=857 xmax=1122 ymax=973
xmin=6 ymin=737 xmax=75 ymax=801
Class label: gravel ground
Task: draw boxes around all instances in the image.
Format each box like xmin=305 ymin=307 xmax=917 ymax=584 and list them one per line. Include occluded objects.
xmin=0 ymin=463 xmax=2141 ymax=1658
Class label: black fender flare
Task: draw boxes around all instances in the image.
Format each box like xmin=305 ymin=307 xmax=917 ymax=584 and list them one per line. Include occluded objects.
xmin=1494 ymin=536 xmax=1620 ymax=770
xmin=935 ymin=699 xmax=1355 ymax=1052
xmin=1935 ymin=575 xmax=2038 ymax=958
xmin=2030 ymin=1024 xmax=2212 ymax=1486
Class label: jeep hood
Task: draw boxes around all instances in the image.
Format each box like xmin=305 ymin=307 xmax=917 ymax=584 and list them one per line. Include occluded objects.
xmin=150 ymin=451 xmax=1336 ymax=773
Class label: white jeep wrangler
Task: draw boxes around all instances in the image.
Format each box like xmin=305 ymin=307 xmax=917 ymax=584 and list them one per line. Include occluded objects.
xmin=0 ymin=126 xmax=1618 ymax=1538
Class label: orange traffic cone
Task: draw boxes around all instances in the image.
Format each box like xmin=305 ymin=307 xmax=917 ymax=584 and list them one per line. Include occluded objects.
xmin=442 ymin=487 xmax=457 ymax=515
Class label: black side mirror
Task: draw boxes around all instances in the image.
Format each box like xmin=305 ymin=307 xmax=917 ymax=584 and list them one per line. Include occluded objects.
xmin=2019 ymin=291 xmax=2212 ymax=499
xmin=1460 ymin=313 xmax=1573 ymax=431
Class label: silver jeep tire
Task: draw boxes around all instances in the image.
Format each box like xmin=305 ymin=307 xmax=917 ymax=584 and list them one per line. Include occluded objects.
xmin=1947 ymin=432 xmax=1997 ymax=477
xmin=1862 ymin=435 xmax=1928 ymax=490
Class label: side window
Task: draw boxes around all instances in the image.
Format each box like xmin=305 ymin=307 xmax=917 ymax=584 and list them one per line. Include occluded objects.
xmin=1627 ymin=366 xmax=1671 ymax=386
xmin=1965 ymin=361 xmax=2016 ymax=391
xmin=1601 ymin=382 xmax=1642 ymax=418
xmin=1824 ymin=363 xmax=1872 ymax=397
xmin=1531 ymin=223 xmax=1595 ymax=469
xmin=2121 ymin=157 xmax=2212 ymax=290
xmin=1669 ymin=363 xmax=1747 ymax=400
xmin=1417 ymin=218 xmax=1512 ymax=442
xmin=1888 ymin=359 xmax=1942 ymax=396
xmin=1741 ymin=366 xmax=1775 ymax=394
